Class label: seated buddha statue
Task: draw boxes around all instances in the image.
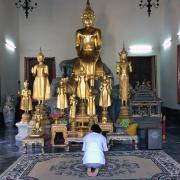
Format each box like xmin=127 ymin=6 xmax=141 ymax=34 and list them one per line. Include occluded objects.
xmin=73 ymin=0 xmax=104 ymax=78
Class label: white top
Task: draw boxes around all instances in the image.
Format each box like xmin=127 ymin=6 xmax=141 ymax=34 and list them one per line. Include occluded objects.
xmin=82 ymin=132 xmax=108 ymax=165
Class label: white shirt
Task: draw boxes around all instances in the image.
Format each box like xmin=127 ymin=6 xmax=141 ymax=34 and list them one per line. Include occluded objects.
xmin=82 ymin=132 xmax=108 ymax=165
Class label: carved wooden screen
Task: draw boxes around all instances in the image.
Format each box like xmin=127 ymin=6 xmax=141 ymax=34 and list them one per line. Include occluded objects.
xmin=24 ymin=57 xmax=56 ymax=91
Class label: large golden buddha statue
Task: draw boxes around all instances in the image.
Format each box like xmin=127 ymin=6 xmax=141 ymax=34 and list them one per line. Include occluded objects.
xmin=73 ymin=0 xmax=104 ymax=78
xmin=32 ymin=49 xmax=51 ymax=104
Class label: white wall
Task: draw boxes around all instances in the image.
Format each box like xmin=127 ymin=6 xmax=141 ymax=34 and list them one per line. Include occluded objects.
xmin=160 ymin=0 xmax=180 ymax=109
xmin=19 ymin=0 xmax=163 ymax=86
xmin=0 ymin=0 xmax=19 ymax=107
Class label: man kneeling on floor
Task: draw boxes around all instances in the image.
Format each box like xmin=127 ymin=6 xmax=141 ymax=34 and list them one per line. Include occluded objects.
xmin=82 ymin=124 xmax=108 ymax=177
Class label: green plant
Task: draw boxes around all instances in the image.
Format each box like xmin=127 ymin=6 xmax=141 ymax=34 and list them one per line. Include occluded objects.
xmin=120 ymin=119 xmax=130 ymax=128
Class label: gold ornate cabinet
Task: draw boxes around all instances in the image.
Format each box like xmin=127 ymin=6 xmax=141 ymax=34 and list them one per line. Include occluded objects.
xmin=51 ymin=124 xmax=67 ymax=146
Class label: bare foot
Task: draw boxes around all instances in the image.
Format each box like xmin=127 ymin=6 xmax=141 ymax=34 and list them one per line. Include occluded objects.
xmin=87 ymin=168 xmax=93 ymax=177
xmin=91 ymin=168 xmax=99 ymax=177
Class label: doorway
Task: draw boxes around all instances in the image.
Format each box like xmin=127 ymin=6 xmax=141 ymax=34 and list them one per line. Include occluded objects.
xmin=128 ymin=56 xmax=156 ymax=90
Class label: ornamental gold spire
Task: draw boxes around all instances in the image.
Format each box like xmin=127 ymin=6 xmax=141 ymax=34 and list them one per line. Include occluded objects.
xmin=85 ymin=0 xmax=94 ymax=13
xmin=37 ymin=48 xmax=45 ymax=59
xmin=82 ymin=0 xmax=95 ymax=17
xmin=119 ymin=43 xmax=128 ymax=61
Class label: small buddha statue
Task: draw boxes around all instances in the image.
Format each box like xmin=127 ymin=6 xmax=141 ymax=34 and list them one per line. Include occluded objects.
xmin=18 ymin=80 xmax=33 ymax=123
xmin=57 ymin=80 xmax=68 ymax=111
xmin=73 ymin=0 xmax=104 ymax=78
xmin=19 ymin=80 xmax=32 ymax=113
xmin=87 ymin=88 xmax=96 ymax=116
xmin=116 ymin=46 xmax=132 ymax=106
xmin=75 ymin=65 xmax=89 ymax=100
xmin=99 ymin=74 xmax=112 ymax=108
xmin=31 ymin=49 xmax=51 ymax=104
xmin=99 ymin=74 xmax=112 ymax=123
xmin=69 ymin=93 xmax=77 ymax=130
xmin=69 ymin=93 xmax=77 ymax=119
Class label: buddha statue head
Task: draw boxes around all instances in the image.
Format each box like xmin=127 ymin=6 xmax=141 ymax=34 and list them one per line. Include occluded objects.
xmin=80 ymin=65 xmax=85 ymax=74
xmin=119 ymin=45 xmax=128 ymax=62
xmin=24 ymin=80 xmax=29 ymax=89
xmin=81 ymin=0 xmax=95 ymax=27
xmin=89 ymin=88 xmax=93 ymax=95
xmin=59 ymin=80 xmax=64 ymax=87
xmin=37 ymin=48 xmax=45 ymax=63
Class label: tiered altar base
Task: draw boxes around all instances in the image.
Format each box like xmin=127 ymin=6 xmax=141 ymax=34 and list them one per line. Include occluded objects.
xmin=50 ymin=120 xmax=114 ymax=149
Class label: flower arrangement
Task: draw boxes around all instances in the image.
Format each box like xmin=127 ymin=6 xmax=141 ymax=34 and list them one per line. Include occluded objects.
xmin=120 ymin=119 xmax=130 ymax=128
xmin=49 ymin=113 xmax=65 ymax=124
xmin=120 ymin=119 xmax=138 ymax=135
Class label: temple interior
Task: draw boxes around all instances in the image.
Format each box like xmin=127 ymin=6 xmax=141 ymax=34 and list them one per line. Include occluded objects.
xmin=0 ymin=0 xmax=180 ymax=179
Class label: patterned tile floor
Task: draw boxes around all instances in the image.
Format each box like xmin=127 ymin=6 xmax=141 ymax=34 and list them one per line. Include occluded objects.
xmin=0 ymin=125 xmax=180 ymax=175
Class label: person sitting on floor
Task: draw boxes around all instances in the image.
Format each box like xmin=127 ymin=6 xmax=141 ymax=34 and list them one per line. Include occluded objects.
xmin=82 ymin=124 xmax=108 ymax=177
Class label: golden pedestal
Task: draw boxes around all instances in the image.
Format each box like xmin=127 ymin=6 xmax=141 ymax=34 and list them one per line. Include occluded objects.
xmin=75 ymin=101 xmax=89 ymax=133
xmin=78 ymin=126 xmax=89 ymax=137
xmin=67 ymin=130 xmax=79 ymax=137
xmin=75 ymin=115 xmax=89 ymax=127
xmin=89 ymin=115 xmax=98 ymax=127
xmin=69 ymin=118 xmax=76 ymax=131
xmin=98 ymin=122 xmax=113 ymax=133
xmin=35 ymin=104 xmax=50 ymax=126
xmin=117 ymin=106 xmax=131 ymax=123
xmin=75 ymin=101 xmax=87 ymax=121
xmin=51 ymin=123 xmax=67 ymax=146
xmin=29 ymin=132 xmax=43 ymax=138
xmin=101 ymin=108 xmax=110 ymax=124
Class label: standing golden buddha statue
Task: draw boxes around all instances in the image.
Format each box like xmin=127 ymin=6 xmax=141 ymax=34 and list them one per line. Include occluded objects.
xmin=19 ymin=80 xmax=32 ymax=123
xmin=57 ymin=80 xmax=68 ymax=111
xmin=116 ymin=47 xmax=132 ymax=107
xmin=31 ymin=49 xmax=51 ymax=104
xmin=99 ymin=74 xmax=112 ymax=123
xmin=73 ymin=0 xmax=104 ymax=80
xmin=69 ymin=93 xmax=77 ymax=130
xmin=99 ymin=75 xmax=112 ymax=108
xmin=116 ymin=46 xmax=132 ymax=123
xmin=74 ymin=65 xmax=90 ymax=134
xmin=31 ymin=49 xmax=51 ymax=128
xmin=75 ymin=65 xmax=89 ymax=100
xmin=69 ymin=93 xmax=77 ymax=119
xmin=87 ymin=88 xmax=96 ymax=117
xmin=87 ymin=88 xmax=98 ymax=127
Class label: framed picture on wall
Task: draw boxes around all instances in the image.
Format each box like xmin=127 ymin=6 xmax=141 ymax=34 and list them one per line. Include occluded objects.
xmin=177 ymin=45 xmax=180 ymax=103
xmin=24 ymin=57 xmax=56 ymax=91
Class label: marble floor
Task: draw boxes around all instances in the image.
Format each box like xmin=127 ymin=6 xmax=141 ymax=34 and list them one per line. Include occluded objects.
xmin=0 ymin=125 xmax=180 ymax=175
